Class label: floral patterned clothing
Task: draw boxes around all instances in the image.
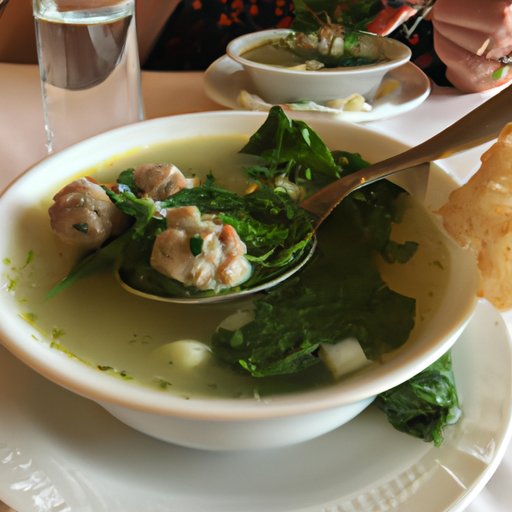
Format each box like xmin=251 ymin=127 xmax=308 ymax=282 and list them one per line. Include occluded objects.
xmin=144 ymin=0 xmax=295 ymax=71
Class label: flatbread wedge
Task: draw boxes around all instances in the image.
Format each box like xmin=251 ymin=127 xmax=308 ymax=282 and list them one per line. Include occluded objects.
xmin=438 ymin=122 xmax=512 ymax=310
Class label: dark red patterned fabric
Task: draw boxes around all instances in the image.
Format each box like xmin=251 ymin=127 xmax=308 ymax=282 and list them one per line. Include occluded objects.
xmin=144 ymin=0 xmax=295 ymax=71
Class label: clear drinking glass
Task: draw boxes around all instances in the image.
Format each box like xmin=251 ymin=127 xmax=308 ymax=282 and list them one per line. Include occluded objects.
xmin=33 ymin=0 xmax=144 ymax=153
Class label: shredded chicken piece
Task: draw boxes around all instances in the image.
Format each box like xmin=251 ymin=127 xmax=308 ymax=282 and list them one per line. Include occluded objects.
xmin=134 ymin=163 xmax=199 ymax=200
xmin=49 ymin=177 xmax=128 ymax=251
xmin=437 ymin=122 xmax=512 ymax=310
xmin=150 ymin=205 xmax=252 ymax=291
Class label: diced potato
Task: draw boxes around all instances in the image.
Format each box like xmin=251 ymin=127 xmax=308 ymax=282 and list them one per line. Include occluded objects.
xmin=319 ymin=337 xmax=370 ymax=379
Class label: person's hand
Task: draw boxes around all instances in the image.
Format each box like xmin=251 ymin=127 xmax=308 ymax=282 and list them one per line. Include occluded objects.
xmin=432 ymin=0 xmax=512 ymax=92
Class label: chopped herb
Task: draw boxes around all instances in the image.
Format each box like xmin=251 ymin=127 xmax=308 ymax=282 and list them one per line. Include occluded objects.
xmin=189 ymin=235 xmax=203 ymax=256
xmin=50 ymin=340 xmax=88 ymax=364
xmin=7 ymin=277 xmax=17 ymax=292
xmin=19 ymin=311 xmax=37 ymax=324
xmin=97 ymin=364 xmax=133 ymax=380
xmin=24 ymin=250 xmax=34 ymax=267
xmin=492 ymin=65 xmax=510 ymax=81
xmin=382 ymin=240 xmax=418 ymax=264
xmin=72 ymin=222 xmax=89 ymax=234
xmin=128 ymin=333 xmax=152 ymax=344
xmin=51 ymin=327 xmax=65 ymax=340
xmin=154 ymin=377 xmax=172 ymax=389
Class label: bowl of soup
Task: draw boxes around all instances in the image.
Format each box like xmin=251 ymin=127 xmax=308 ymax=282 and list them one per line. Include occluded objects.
xmin=0 ymin=110 xmax=478 ymax=451
xmin=226 ymin=28 xmax=412 ymax=104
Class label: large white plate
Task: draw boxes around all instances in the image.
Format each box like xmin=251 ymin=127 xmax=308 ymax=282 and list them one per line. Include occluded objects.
xmin=0 ymin=300 xmax=511 ymax=512
xmin=204 ymin=55 xmax=431 ymax=123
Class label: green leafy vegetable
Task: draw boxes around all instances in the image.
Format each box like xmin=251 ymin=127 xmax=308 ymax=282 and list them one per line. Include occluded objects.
xmin=109 ymin=177 xmax=314 ymax=298
xmin=241 ymin=106 xmax=340 ymax=189
xmin=292 ymin=1 xmax=381 ymax=33
xmin=116 ymin=168 xmax=139 ymax=192
xmin=105 ymin=185 xmax=156 ymax=238
xmin=47 ymin=231 xmax=130 ymax=298
xmin=376 ymin=351 xmax=461 ymax=446
xmin=211 ymin=180 xmax=417 ymax=377
xmin=283 ymin=1 xmax=383 ymax=68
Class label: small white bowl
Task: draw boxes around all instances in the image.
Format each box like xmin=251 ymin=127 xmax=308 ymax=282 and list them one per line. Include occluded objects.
xmin=226 ymin=29 xmax=412 ymax=104
xmin=0 ymin=111 xmax=477 ymax=451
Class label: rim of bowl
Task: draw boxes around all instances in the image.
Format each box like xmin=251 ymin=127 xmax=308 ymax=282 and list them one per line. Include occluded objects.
xmin=226 ymin=28 xmax=412 ymax=76
xmin=0 ymin=110 xmax=477 ymax=422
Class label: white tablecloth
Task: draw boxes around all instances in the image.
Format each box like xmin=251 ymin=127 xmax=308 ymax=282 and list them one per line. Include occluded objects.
xmin=0 ymin=63 xmax=510 ymax=511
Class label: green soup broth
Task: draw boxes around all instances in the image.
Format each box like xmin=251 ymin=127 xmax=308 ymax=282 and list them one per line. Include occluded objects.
xmin=2 ymin=134 xmax=450 ymax=400
xmin=242 ymin=41 xmax=306 ymax=68
xmin=3 ymin=135 xmax=333 ymax=400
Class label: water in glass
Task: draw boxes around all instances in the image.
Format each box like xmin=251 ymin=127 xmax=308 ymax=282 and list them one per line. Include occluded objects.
xmin=33 ymin=0 xmax=144 ymax=153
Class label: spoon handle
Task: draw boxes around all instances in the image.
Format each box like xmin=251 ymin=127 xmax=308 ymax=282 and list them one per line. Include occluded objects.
xmin=301 ymin=84 xmax=512 ymax=225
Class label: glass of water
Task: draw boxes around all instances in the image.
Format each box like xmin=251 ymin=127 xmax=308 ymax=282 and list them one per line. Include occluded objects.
xmin=33 ymin=0 xmax=144 ymax=153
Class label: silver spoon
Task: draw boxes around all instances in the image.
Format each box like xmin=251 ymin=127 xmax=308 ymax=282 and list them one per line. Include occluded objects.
xmin=121 ymin=84 xmax=512 ymax=304
xmin=301 ymin=84 xmax=512 ymax=225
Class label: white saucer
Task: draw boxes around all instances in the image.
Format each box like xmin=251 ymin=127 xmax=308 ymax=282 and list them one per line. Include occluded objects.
xmin=1 ymin=300 xmax=511 ymax=512
xmin=204 ymin=55 xmax=432 ymax=123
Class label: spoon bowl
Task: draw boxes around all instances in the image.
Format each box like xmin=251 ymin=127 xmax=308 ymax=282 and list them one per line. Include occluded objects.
xmin=120 ymin=85 xmax=511 ymax=304
xmin=116 ymin=238 xmax=317 ymax=304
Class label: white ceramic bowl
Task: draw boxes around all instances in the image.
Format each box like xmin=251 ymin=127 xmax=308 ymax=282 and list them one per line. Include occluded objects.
xmin=226 ymin=29 xmax=412 ymax=104
xmin=0 ymin=111 xmax=478 ymax=451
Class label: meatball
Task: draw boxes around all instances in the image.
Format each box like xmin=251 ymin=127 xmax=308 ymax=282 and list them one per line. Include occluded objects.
xmin=134 ymin=163 xmax=198 ymax=200
xmin=49 ymin=177 xmax=127 ymax=251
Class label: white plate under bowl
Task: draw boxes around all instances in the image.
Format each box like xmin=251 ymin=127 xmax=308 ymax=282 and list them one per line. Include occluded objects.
xmin=204 ymin=55 xmax=431 ymax=122
xmin=0 ymin=300 xmax=511 ymax=512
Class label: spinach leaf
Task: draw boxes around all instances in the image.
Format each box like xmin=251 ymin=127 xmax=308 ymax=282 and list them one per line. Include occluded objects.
xmin=116 ymin=168 xmax=139 ymax=192
xmin=211 ymin=182 xmax=417 ymax=377
xmin=292 ymin=1 xmax=381 ymax=33
xmin=104 ymin=185 xmax=156 ymax=238
xmin=106 ymin=176 xmax=315 ymax=298
xmin=376 ymin=351 xmax=461 ymax=446
xmin=47 ymin=231 xmax=131 ymax=297
xmin=241 ymin=111 xmax=372 ymax=198
xmin=161 ymin=181 xmax=314 ymax=268
xmin=241 ymin=106 xmax=340 ymax=184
